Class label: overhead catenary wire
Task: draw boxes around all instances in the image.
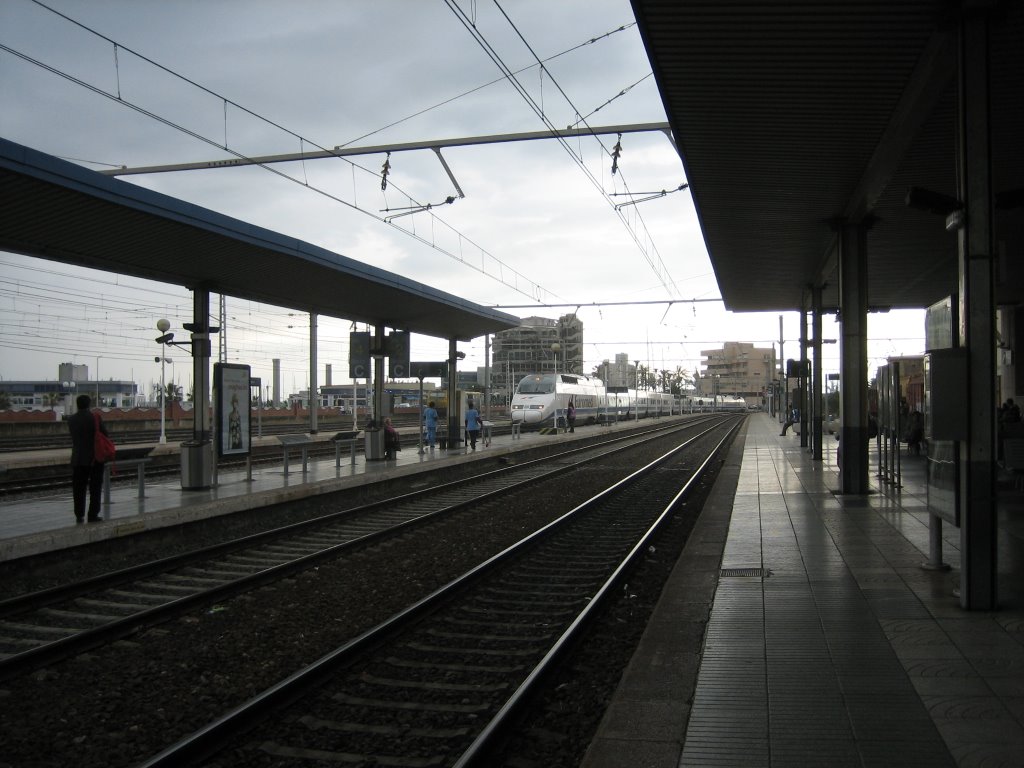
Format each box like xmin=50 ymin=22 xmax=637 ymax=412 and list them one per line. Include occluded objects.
xmin=10 ymin=0 xmax=561 ymax=306
xmin=1 ymin=4 xmax=731 ymax=384
xmin=445 ymin=0 xmax=680 ymax=299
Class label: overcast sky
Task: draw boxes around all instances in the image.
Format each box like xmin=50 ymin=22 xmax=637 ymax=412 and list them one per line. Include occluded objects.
xmin=0 ymin=0 xmax=924 ymax=397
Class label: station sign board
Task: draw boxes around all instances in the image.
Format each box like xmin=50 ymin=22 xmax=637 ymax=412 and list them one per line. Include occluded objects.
xmin=411 ymin=361 xmax=448 ymax=379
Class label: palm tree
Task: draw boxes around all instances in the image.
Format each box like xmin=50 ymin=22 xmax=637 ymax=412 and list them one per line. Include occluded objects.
xmin=158 ymin=381 xmax=182 ymax=417
xmin=164 ymin=382 xmax=183 ymax=405
xmin=43 ymin=392 xmax=61 ymax=411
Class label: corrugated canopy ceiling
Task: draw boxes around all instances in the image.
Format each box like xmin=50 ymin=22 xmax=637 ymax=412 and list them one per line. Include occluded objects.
xmin=0 ymin=138 xmax=520 ymax=342
xmin=631 ymin=0 xmax=1023 ymax=313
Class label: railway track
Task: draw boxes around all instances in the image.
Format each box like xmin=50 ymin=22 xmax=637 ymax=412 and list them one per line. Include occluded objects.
xmin=137 ymin=417 xmax=741 ymax=767
xmin=0 ymin=419 xmax=720 ymax=681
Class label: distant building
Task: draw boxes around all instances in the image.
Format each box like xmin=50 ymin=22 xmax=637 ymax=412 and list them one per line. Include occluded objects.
xmin=594 ymin=353 xmax=636 ymax=389
xmin=491 ymin=314 xmax=583 ymax=399
xmin=699 ymin=342 xmax=776 ymax=406
xmin=0 ymin=363 xmax=138 ymax=412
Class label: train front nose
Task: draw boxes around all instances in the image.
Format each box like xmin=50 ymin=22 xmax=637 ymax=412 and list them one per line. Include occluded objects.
xmin=521 ymin=408 xmax=545 ymax=424
xmin=512 ymin=400 xmax=546 ymax=424
xmin=512 ymin=409 xmax=544 ymax=424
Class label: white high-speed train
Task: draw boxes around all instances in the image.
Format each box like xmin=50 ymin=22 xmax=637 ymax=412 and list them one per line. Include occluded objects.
xmin=510 ymin=373 xmax=677 ymax=427
xmin=681 ymin=395 xmax=749 ymax=413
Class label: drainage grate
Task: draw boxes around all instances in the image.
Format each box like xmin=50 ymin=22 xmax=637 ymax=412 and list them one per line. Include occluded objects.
xmin=720 ymin=567 xmax=769 ymax=578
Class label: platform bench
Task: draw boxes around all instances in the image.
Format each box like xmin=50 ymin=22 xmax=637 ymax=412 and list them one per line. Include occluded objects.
xmin=278 ymin=434 xmax=316 ymax=475
xmin=331 ymin=430 xmax=361 ymax=467
xmin=102 ymin=457 xmax=153 ymax=505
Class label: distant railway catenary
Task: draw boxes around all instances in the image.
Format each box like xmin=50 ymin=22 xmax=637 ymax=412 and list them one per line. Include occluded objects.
xmin=509 ymin=373 xmax=746 ymax=428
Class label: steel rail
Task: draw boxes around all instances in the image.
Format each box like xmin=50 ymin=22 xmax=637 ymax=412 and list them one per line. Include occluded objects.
xmin=455 ymin=417 xmax=743 ymax=766
xmin=0 ymin=420 xmax=711 ymax=680
xmin=135 ymin=417 xmax=741 ymax=767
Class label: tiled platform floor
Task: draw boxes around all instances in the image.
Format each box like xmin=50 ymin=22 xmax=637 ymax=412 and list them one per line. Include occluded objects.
xmin=584 ymin=413 xmax=1024 ymax=768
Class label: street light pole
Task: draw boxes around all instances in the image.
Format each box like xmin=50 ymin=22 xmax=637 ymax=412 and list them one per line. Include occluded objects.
xmin=633 ymin=360 xmax=640 ymax=423
xmin=157 ymin=318 xmax=170 ymax=444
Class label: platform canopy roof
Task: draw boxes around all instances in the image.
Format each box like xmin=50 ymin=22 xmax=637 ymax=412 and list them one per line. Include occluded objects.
xmin=631 ymin=0 xmax=1023 ymax=313
xmin=0 ymin=138 xmax=519 ymax=342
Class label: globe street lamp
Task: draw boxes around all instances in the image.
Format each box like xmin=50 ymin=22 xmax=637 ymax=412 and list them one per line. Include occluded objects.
xmin=550 ymin=342 xmax=561 ymax=374
xmin=156 ymin=318 xmax=171 ymax=444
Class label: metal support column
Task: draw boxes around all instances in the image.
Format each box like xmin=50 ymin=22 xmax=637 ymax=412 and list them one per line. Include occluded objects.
xmin=839 ymin=221 xmax=870 ymax=495
xmin=309 ymin=312 xmax=318 ymax=434
xmin=484 ymin=334 xmax=491 ymax=422
xmin=448 ymin=338 xmax=461 ymax=449
xmin=957 ymin=11 xmax=997 ymax=610
xmin=373 ymin=324 xmax=385 ymax=421
xmin=812 ymin=283 xmax=824 ymax=461
xmin=799 ymin=302 xmax=809 ymax=448
xmin=779 ymin=315 xmax=786 ymax=425
xmin=181 ymin=289 xmax=213 ymax=490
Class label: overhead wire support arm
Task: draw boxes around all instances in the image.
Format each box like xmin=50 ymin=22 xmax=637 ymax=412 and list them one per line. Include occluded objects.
xmin=382 ymin=196 xmax=457 ymax=222
xmin=612 ymin=183 xmax=689 ymax=209
xmin=431 ymin=147 xmax=466 ymax=200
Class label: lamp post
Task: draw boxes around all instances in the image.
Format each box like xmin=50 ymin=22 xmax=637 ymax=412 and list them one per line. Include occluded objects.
xmin=61 ymin=380 xmax=76 ymax=414
xmin=550 ymin=342 xmax=561 ymax=374
xmin=633 ymin=360 xmax=640 ymax=423
xmin=156 ymin=318 xmax=171 ymax=444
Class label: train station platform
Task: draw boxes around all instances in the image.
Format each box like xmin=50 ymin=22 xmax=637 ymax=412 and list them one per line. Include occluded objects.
xmin=582 ymin=412 xmax=1024 ymax=768
xmin=0 ymin=422 xmax=562 ymax=562
xmin=5 ymin=414 xmax=1024 ymax=766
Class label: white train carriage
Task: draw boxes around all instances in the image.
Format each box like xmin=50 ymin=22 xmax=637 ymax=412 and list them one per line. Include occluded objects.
xmin=682 ymin=395 xmax=749 ymax=413
xmin=510 ymin=373 xmax=677 ymax=427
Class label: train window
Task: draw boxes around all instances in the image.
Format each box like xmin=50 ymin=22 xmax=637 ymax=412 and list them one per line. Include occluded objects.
xmin=516 ymin=374 xmax=556 ymax=395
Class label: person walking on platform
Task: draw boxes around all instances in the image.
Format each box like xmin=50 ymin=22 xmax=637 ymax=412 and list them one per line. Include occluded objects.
xmin=567 ymin=399 xmax=576 ymax=432
xmin=465 ymin=400 xmax=481 ymax=450
xmin=67 ymin=394 xmax=108 ymax=523
xmin=423 ymin=400 xmax=439 ymax=449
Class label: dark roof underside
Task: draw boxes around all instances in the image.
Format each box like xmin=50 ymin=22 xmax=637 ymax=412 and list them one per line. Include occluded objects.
xmin=631 ymin=0 xmax=1024 ymax=313
xmin=0 ymin=139 xmax=519 ymax=341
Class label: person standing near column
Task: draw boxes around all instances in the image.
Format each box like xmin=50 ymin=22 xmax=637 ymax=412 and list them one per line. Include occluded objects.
xmin=67 ymin=394 xmax=108 ymax=523
xmin=423 ymin=400 xmax=439 ymax=449
xmin=464 ymin=399 xmax=481 ymax=450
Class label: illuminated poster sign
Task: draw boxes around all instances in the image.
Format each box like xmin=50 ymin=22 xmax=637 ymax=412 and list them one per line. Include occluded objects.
xmin=214 ymin=363 xmax=251 ymax=457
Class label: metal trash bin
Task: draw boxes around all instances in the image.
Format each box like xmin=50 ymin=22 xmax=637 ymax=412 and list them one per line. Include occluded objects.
xmin=364 ymin=429 xmax=385 ymax=461
xmin=180 ymin=440 xmax=212 ymax=489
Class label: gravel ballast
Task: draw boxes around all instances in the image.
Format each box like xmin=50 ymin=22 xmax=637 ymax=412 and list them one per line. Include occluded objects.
xmin=0 ymin=429 xmax=731 ymax=768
